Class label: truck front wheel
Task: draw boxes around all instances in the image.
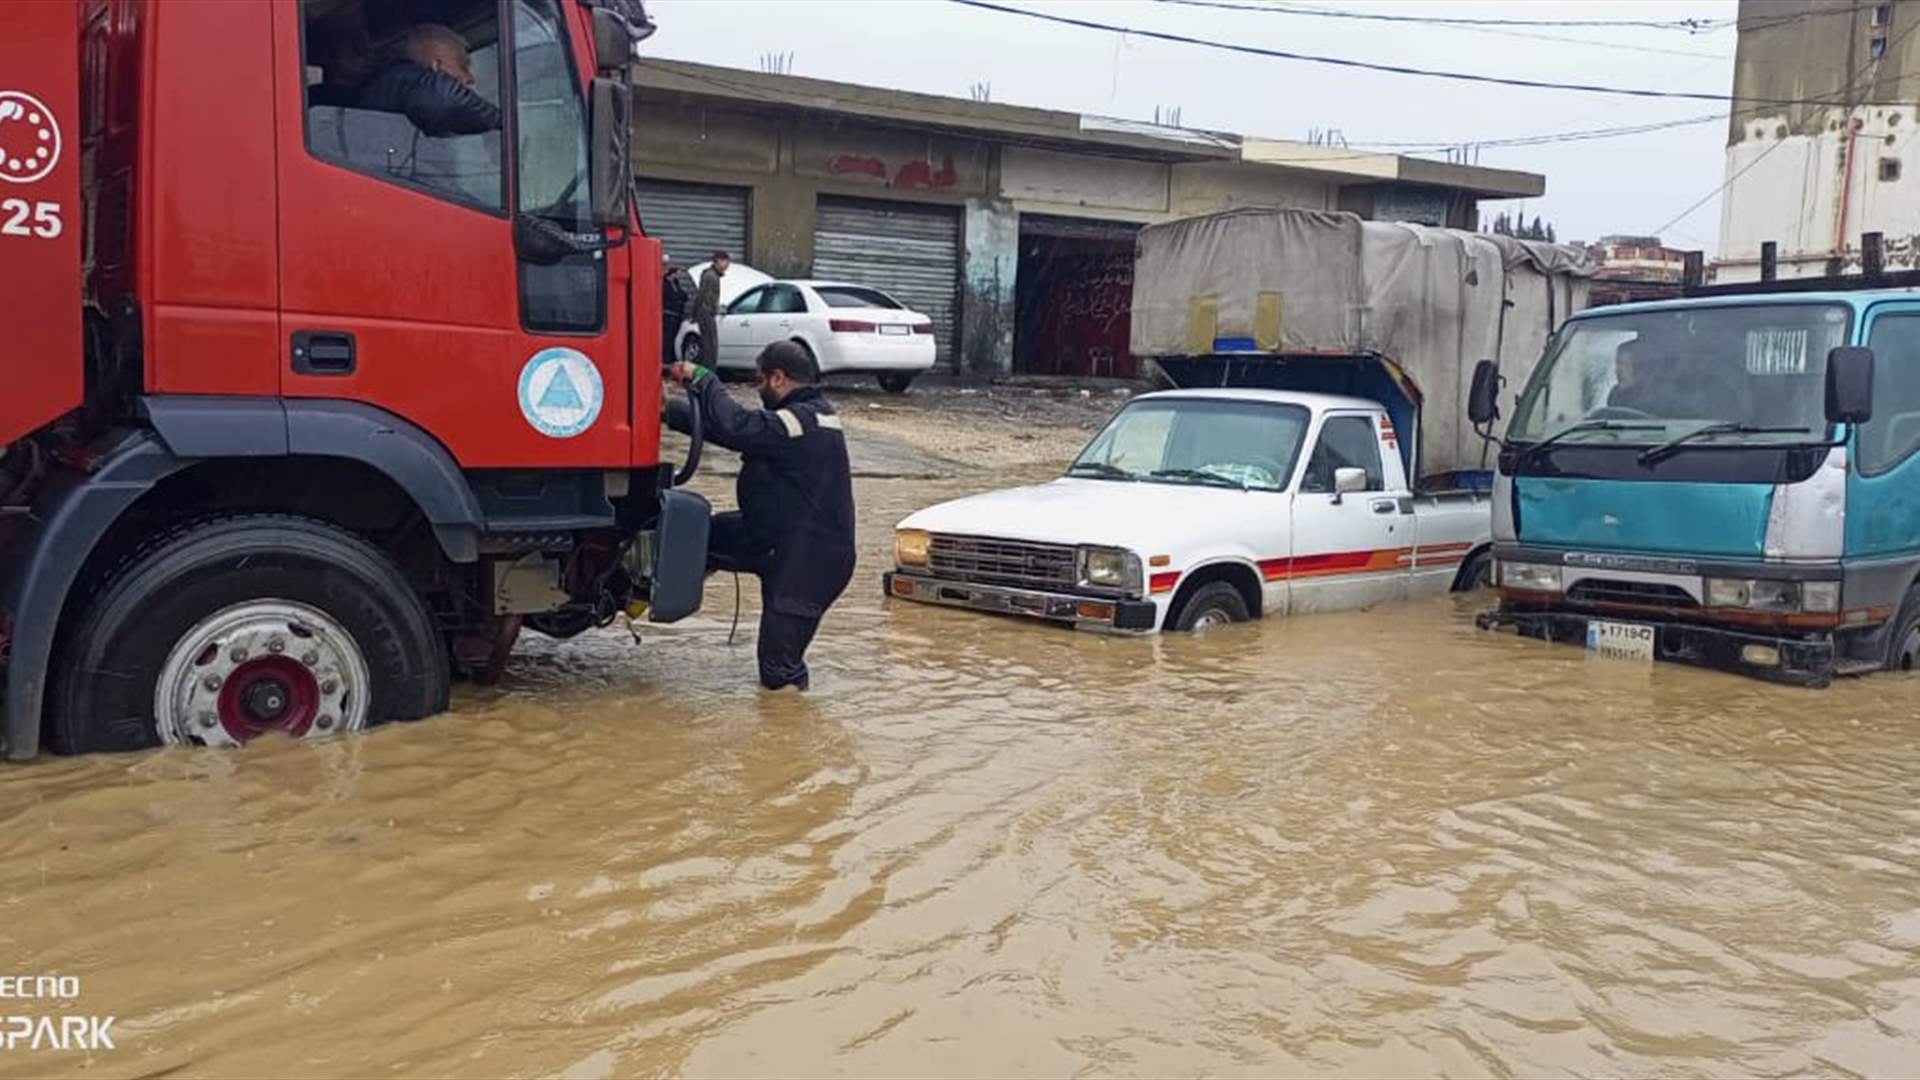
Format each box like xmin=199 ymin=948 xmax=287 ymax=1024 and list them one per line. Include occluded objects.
xmin=47 ymin=515 xmax=449 ymax=754
xmin=1887 ymin=585 xmax=1920 ymax=672
xmin=1169 ymin=581 xmax=1250 ymax=631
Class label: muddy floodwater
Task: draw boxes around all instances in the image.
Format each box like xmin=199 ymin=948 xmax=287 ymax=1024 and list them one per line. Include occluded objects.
xmin=7 ymin=396 xmax=1920 ymax=1077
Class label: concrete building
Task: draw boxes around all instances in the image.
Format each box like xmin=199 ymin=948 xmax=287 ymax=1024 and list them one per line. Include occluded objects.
xmin=633 ymin=60 xmax=1544 ymax=377
xmin=1714 ymin=0 xmax=1920 ymax=282
xmin=1586 ymin=234 xmax=1689 ymax=306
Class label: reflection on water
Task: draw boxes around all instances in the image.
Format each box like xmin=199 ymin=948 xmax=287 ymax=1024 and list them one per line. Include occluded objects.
xmin=6 ymin=470 xmax=1920 ymax=1077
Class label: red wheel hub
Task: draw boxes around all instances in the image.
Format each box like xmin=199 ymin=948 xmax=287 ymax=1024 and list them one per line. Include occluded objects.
xmin=215 ymin=655 xmax=320 ymax=742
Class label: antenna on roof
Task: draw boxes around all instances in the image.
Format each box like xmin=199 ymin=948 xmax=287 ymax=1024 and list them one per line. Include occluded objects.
xmin=1154 ymin=104 xmax=1183 ymax=127
xmin=757 ymin=51 xmax=793 ymax=75
xmin=969 ymin=80 xmax=992 ymax=102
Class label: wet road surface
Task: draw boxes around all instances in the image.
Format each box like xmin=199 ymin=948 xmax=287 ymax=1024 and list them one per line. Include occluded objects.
xmin=6 ymin=456 xmax=1920 ymax=1077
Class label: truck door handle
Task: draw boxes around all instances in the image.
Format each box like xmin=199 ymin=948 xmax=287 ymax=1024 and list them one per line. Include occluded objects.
xmin=291 ymin=331 xmax=356 ymax=375
xmin=1370 ymin=498 xmax=1397 ymax=514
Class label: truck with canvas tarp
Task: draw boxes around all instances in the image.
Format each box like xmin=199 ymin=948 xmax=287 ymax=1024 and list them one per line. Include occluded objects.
xmin=879 ymin=209 xmax=1594 ymax=632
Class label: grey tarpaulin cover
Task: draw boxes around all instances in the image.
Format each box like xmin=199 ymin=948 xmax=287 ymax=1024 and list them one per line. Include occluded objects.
xmin=1130 ymin=208 xmax=1595 ymax=478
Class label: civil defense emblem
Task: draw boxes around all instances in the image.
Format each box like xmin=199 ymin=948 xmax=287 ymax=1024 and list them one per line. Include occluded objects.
xmin=516 ymin=347 xmax=603 ymax=439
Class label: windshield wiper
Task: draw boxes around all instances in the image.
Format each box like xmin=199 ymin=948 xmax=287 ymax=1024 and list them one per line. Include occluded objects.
xmin=1637 ymin=423 xmax=1815 ymax=465
xmin=1516 ymin=420 xmax=1663 ymax=465
xmin=1150 ymin=468 xmax=1247 ymax=490
xmin=1066 ymin=461 xmax=1139 ymax=482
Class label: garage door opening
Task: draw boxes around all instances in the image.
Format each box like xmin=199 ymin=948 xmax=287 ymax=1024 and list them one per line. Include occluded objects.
xmin=813 ymin=197 xmax=961 ymax=368
xmin=1014 ymin=215 xmax=1140 ymax=378
xmin=635 ymin=179 xmax=750 ymax=268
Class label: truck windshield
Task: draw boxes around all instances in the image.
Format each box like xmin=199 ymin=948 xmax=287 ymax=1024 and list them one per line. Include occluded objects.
xmin=1069 ymin=399 xmax=1309 ymax=491
xmin=1510 ymin=303 xmax=1851 ymax=447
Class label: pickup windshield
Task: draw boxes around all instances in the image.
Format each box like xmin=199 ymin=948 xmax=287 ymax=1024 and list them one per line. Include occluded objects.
xmin=1070 ymin=398 xmax=1309 ymax=492
xmin=1510 ymin=303 xmax=1851 ymax=448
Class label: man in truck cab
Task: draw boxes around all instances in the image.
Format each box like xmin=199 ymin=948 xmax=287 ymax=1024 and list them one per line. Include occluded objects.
xmin=1606 ymin=337 xmax=1662 ymax=415
xmin=666 ymin=343 xmax=856 ymax=691
xmin=355 ymin=23 xmax=502 ymax=136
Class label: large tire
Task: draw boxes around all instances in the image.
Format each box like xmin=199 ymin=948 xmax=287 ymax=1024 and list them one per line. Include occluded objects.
xmin=877 ymin=373 xmax=915 ymax=394
xmin=1169 ymin=580 xmax=1250 ymax=632
xmin=46 ymin=515 xmax=448 ymax=754
xmin=1886 ymin=585 xmax=1920 ymax=671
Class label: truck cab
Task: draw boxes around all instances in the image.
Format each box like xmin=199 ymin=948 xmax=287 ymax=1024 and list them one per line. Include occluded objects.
xmin=1476 ymin=286 xmax=1907 ymax=685
xmin=0 ymin=0 xmax=709 ymax=757
xmin=885 ymin=389 xmax=1489 ymax=632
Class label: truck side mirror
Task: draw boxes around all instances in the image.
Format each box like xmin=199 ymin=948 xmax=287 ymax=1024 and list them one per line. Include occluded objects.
xmin=591 ymin=7 xmax=637 ymax=71
xmin=1827 ymin=346 xmax=1874 ymax=425
xmin=590 ymin=76 xmax=632 ymax=227
xmin=1468 ymin=359 xmax=1500 ymax=426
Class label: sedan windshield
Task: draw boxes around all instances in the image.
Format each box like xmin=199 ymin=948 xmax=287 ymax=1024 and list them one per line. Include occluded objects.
xmin=1509 ymin=303 xmax=1850 ymax=446
xmin=1070 ymin=399 xmax=1308 ymax=491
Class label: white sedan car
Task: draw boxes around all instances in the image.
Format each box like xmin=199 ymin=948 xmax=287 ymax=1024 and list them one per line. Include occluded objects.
xmin=675 ymin=279 xmax=937 ymax=393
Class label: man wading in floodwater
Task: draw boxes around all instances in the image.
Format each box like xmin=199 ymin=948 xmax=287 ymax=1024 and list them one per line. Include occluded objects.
xmin=668 ymin=342 xmax=856 ymax=690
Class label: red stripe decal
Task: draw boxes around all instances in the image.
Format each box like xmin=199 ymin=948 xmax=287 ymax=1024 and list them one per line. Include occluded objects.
xmin=1258 ymin=547 xmax=1416 ymax=580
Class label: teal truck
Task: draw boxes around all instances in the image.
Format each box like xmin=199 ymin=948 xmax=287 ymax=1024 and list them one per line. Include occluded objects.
xmin=1470 ymin=280 xmax=1907 ymax=687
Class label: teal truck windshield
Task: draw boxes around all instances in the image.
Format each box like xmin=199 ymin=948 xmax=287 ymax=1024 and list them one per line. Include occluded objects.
xmin=1510 ymin=303 xmax=1852 ymax=445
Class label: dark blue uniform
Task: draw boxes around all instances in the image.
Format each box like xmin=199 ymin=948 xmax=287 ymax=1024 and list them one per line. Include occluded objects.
xmin=669 ymin=374 xmax=856 ymax=689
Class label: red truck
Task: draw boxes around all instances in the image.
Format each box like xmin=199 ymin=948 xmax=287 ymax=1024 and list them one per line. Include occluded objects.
xmin=0 ymin=0 xmax=710 ymax=757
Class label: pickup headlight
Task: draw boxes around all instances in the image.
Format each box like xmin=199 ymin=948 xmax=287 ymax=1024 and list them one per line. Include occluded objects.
xmin=1706 ymin=577 xmax=1839 ymax=613
xmin=1498 ymin=561 xmax=1562 ymax=592
xmin=895 ymin=529 xmax=931 ymax=568
xmin=1078 ymin=546 xmax=1143 ymax=594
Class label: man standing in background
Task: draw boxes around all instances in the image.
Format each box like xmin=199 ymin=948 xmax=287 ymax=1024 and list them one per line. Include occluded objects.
xmin=661 ymin=261 xmax=694 ymax=364
xmin=692 ymin=251 xmax=730 ymax=366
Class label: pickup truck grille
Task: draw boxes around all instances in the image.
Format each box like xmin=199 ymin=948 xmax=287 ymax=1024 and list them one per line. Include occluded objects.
xmin=928 ymin=534 xmax=1077 ymax=592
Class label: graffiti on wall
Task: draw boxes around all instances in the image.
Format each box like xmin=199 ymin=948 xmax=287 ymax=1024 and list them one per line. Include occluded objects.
xmin=828 ymin=153 xmax=958 ymax=191
xmin=1026 ymin=250 xmax=1136 ymax=378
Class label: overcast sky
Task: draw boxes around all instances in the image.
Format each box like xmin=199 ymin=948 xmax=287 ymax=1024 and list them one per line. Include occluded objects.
xmin=642 ymin=0 xmax=1741 ymax=252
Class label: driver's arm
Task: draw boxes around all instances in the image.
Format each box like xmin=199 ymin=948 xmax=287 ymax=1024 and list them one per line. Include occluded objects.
xmin=679 ymin=371 xmax=803 ymax=456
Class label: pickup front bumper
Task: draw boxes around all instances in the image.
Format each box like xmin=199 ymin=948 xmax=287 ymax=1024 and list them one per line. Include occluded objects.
xmin=1477 ymin=605 xmax=1835 ymax=687
xmin=883 ymin=571 xmax=1159 ymax=631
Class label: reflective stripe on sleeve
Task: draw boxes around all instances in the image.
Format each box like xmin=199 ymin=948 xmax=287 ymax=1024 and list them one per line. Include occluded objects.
xmin=816 ymin=413 xmax=844 ymax=431
xmin=775 ymin=409 xmax=804 ymax=437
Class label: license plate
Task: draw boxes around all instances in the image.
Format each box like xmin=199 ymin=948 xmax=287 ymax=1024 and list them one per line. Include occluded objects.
xmin=878 ymin=324 xmax=910 ymax=335
xmin=1585 ymin=619 xmax=1655 ymax=661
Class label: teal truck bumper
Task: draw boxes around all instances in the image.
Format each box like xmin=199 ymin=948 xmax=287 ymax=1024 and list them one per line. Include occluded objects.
xmin=1476 ymin=605 xmax=1837 ymax=687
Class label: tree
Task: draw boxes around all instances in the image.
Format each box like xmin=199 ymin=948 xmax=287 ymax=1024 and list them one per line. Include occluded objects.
xmin=1490 ymin=213 xmax=1558 ymax=242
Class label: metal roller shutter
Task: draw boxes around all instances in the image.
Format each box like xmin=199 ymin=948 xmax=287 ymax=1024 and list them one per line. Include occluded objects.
xmin=812 ymin=197 xmax=961 ymax=366
xmin=635 ymin=180 xmax=749 ymax=267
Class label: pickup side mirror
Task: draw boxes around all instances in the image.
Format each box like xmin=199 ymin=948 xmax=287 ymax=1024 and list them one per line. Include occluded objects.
xmin=589 ymin=76 xmax=632 ymax=228
xmin=1330 ymin=466 xmax=1368 ymax=503
xmin=1468 ymin=359 xmax=1501 ymax=426
xmin=1827 ymin=346 xmax=1874 ymax=425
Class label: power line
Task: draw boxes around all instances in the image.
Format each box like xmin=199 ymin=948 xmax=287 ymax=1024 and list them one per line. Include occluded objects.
xmin=1410 ymin=24 xmax=1729 ymax=61
xmin=1152 ymin=0 xmax=1732 ymax=33
xmin=1647 ymin=132 xmax=1787 ymax=238
xmin=1355 ymin=113 xmax=1727 ymax=152
xmin=642 ymin=60 xmax=1733 ymax=165
xmin=948 ymin=0 xmax=1905 ymax=107
xmin=1148 ymin=0 xmax=1733 ymax=59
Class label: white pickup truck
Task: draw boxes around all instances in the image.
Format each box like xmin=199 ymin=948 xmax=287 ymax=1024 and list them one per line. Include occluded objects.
xmin=883 ymin=389 xmax=1493 ymax=632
